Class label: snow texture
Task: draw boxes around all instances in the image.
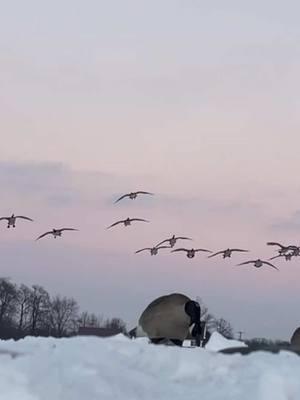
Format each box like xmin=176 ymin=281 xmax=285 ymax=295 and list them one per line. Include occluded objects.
xmin=0 ymin=334 xmax=300 ymax=400
xmin=204 ymin=331 xmax=247 ymax=351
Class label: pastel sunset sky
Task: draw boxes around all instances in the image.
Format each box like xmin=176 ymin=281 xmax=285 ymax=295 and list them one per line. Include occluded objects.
xmin=1 ymin=0 xmax=300 ymax=339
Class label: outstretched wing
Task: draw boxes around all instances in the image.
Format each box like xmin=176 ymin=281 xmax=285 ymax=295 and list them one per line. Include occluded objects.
xmin=171 ymin=248 xmax=188 ymax=253
xmin=176 ymin=236 xmax=192 ymax=241
xmin=231 ymin=249 xmax=249 ymax=253
xmin=195 ymin=248 xmax=212 ymax=253
xmin=262 ymin=261 xmax=279 ymax=270
xmin=107 ymin=220 xmax=124 ymax=229
xmin=156 ymin=245 xmax=172 ymax=250
xmin=0 ymin=217 xmax=9 ymax=222
xmin=135 ymin=248 xmax=151 ymax=254
xmin=60 ymin=228 xmax=78 ymax=232
xmin=208 ymin=250 xmax=224 ymax=258
xmin=130 ymin=218 xmax=149 ymax=223
xmin=266 ymin=242 xmax=284 ymax=248
xmin=15 ymin=216 xmax=34 ymax=222
xmin=237 ymin=260 xmax=255 ymax=266
xmin=155 ymin=238 xmax=170 ymax=247
xmin=269 ymin=255 xmax=281 ymax=261
xmin=136 ymin=191 xmax=154 ymax=196
xmin=36 ymin=231 xmax=52 ymax=241
xmin=114 ymin=194 xmax=130 ymax=204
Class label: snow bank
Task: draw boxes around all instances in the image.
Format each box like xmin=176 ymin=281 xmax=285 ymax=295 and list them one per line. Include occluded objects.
xmin=0 ymin=335 xmax=300 ymax=400
xmin=205 ymin=331 xmax=247 ymax=351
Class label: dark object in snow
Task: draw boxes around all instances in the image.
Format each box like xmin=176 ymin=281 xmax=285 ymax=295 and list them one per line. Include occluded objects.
xmin=138 ymin=293 xmax=204 ymax=347
xmin=219 ymin=346 xmax=300 ymax=356
xmin=0 ymin=349 xmax=23 ymax=358
xmin=290 ymin=327 xmax=300 ymax=350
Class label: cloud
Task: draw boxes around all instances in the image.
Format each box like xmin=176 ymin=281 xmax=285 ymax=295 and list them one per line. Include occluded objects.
xmin=272 ymin=210 xmax=300 ymax=232
xmin=0 ymin=161 xmax=78 ymax=205
xmin=0 ymin=161 xmax=128 ymax=208
xmin=0 ymin=161 xmax=161 ymax=214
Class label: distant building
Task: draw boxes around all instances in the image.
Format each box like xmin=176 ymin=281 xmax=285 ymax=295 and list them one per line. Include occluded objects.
xmin=77 ymin=326 xmax=123 ymax=337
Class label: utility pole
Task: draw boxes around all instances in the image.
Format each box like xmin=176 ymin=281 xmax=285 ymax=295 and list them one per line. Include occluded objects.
xmin=237 ymin=331 xmax=244 ymax=341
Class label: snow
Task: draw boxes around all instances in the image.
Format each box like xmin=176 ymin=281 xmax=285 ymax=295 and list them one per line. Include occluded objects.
xmin=1 ymin=334 xmax=300 ymax=400
xmin=204 ymin=331 xmax=247 ymax=351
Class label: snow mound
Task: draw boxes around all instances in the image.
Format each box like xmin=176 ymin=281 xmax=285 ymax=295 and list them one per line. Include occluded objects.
xmin=205 ymin=331 xmax=247 ymax=351
xmin=0 ymin=335 xmax=300 ymax=400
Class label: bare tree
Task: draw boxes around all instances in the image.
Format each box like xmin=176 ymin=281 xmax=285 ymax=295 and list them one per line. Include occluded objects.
xmin=15 ymin=284 xmax=32 ymax=334
xmin=49 ymin=295 xmax=79 ymax=337
xmin=27 ymin=285 xmax=50 ymax=335
xmin=78 ymin=312 xmax=103 ymax=328
xmin=214 ymin=318 xmax=234 ymax=339
xmin=103 ymin=317 xmax=127 ymax=334
xmin=0 ymin=278 xmax=18 ymax=326
xmin=78 ymin=311 xmax=89 ymax=328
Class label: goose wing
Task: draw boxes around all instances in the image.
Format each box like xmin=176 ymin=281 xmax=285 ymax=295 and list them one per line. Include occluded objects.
xmin=269 ymin=255 xmax=281 ymax=261
xmin=15 ymin=216 xmax=33 ymax=221
xmin=135 ymin=248 xmax=151 ymax=254
xmin=266 ymin=242 xmax=284 ymax=248
xmin=171 ymin=248 xmax=188 ymax=253
xmin=194 ymin=248 xmax=212 ymax=253
xmin=36 ymin=231 xmax=53 ymax=241
xmin=208 ymin=250 xmax=225 ymax=258
xmin=230 ymin=249 xmax=249 ymax=253
xmin=114 ymin=194 xmax=130 ymax=203
xmin=237 ymin=260 xmax=256 ymax=266
xmin=156 ymin=245 xmax=172 ymax=250
xmin=176 ymin=236 xmax=192 ymax=241
xmin=262 ymin=261 xmax=279 ymax=270
xmin=129 ymin=218 xmax=149 ymax=223
xmin=0 ymin=217 xmax=9 ymax=221
xmin=135 ymin=191 xmax=154 ymax=196
xmin=59 ymin=228 xmax=78 ymax=232
xmin=155 ymin=238 xmax=170 ymax=247
xmin=106 ymin=220 xmax=125 ymax=229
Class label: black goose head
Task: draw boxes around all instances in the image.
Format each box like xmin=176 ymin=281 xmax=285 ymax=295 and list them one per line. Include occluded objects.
xmin=185 ymin=300 xmax=201 ymax=325
xmin=185 ymin=300 xmax=202 ymax=343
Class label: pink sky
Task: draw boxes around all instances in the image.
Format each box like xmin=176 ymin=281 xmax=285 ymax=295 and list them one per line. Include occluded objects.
xmin=1 ymin=1 xmax=300 ymax=339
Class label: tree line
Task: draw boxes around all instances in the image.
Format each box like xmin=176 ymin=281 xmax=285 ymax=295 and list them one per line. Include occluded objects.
xmin=0 ymin=277 xmax=126 ymax=340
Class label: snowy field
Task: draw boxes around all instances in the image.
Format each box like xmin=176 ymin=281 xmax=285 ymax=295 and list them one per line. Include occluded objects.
xmin=1 ymin=333 xmax=300 ymax=400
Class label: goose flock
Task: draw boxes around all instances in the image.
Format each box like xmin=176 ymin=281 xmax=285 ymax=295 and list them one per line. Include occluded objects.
xmin=108 ymin=191 xmax=300 ymax=271
xmin=2 ymin=190 xmax=300 ymax=271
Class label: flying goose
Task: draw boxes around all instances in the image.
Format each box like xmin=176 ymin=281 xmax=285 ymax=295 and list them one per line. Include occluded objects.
xmin=266 ymin=242 xmax=298 ymax=255
xmin=208 ymin=248 xmax=249 ymax=259
xmin=135 ymin=245 xmax=171 ymax=256
xmin=36 ymin=228 xmax=78 ymax=241
xmin=114 ymin=191 xmax=153 ymax=203
xmin=171 ymin=248 xmax=212 ymax=259
xmin=107 ymin=218 xmax=149 ymax=229
xmin=155 ymin=235 xmax=192 ymax=248
xmin=237 ymin=259 xmax=279 ymax=270
xmin=0 ymin=214 xmax=33 ymax=228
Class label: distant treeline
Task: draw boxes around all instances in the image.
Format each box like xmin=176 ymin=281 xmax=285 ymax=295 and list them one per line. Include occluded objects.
xmin=0 ymin=277 xmax=126 ymax=340
xmin=245 ymin=338 xmax=291 ymax=350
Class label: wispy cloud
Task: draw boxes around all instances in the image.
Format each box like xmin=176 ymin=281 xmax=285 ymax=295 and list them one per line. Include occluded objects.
xmin=0 ymin=161 xmax=77 ymax=205
xmin=272 ymin=210 xmax=300 ymax=232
